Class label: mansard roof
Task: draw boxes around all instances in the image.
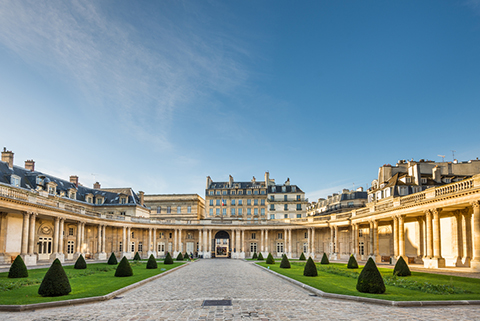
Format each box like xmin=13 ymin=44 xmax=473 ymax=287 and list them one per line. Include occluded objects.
xmin=0 ymin=160 xmax=141 ymax=206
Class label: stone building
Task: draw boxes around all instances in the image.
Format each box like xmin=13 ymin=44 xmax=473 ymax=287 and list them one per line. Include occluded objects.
xmin=1 ymin=147 xmax=480 ymax=272
xmin=307 ymin=188 xmax=367 ymax=217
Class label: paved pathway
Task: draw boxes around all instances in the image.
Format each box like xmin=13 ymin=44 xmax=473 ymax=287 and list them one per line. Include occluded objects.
xmin=2 ymin=259 xmax=480 ymax=320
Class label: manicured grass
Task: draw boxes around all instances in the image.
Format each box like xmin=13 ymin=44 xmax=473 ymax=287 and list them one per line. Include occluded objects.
xmin=0 ymin=261 xmax=184 ymax=305
xmin=257 ymin=261 xmax=480 ymax=301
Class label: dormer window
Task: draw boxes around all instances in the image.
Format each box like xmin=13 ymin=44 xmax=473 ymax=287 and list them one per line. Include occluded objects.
xmin=444 ymin=178 xmax=451 ymax=183
xmin=69 ymin=188 xmax=77 ymax=200
xmin=272 ymin=187 xmax=276 ymax=193
xmin=421 ymin=178 xmax=427 ymax=184
xmin=282 ymin=186 xmax=286 ymax=192
xmin=47 ymin=182 xmax=57 ymax=195
xmin=10 ymin=175 xmax=20 ymax=187
xmin=120 ymin=197 xmax=127 ymax=204
xmin=96 ymin=197 xmax=104 ymax=205
xmin=292 ymin=186 xmax=296 ymax=192
xmin=36 ymin=176 xmax=44 ymax=185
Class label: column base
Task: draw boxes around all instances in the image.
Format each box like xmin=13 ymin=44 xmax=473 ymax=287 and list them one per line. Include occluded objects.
xmin=414 ymin=256 xmax=424 ymax=264
xmin=122 ymin=252 xmax=132 ymax=259
xmin=21 ymin=254 xmax=37 ymax=266
xmin=470 ymin=260 xmax=480 ymax=271
xmin=231 ymin=252 xmax=239 ymax=259
xmin=203 ymin=251 xmax=211 ymax=259
xmin=147 ymin=251 xmax=157 ymax=258
xmin=423 ymin=257 xmax=445 ymax=268
xmin=0 ymin=254 xmax=9 ymax=264
xmin=95 ymin=252 xmax=107 ymax=260
xmin=261 ymin=252 xmax=269 ymax=258
xmin=329 ymin=253 xmax=338 ymax=261
xmin=368 ymin=255 xmax=381 ymax=263
xmin=50 ymin=253 xmax=65 ymax=263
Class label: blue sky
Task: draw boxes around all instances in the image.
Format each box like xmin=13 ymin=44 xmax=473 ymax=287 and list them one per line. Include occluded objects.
xmin=1 ymin=0 xmax=480 ymax=201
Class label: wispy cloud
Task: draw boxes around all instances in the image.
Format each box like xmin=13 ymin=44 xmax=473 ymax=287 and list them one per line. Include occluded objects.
xmin=0 ymin=0 xmax=250 ymax=149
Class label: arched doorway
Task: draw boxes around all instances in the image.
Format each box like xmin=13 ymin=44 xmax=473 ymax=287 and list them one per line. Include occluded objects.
xmin=214 ymin=230 xmax=230 ymax=258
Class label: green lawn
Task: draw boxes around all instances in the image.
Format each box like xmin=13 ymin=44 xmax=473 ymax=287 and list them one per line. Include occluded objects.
xmin=0 ymin=261 xmax=184 ymax=305
xmin=257 ymin=261 xmax=480 ymax=301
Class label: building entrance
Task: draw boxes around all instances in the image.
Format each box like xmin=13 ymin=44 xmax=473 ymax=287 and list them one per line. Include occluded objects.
xmin=214 ymin=230 xmax=230 ymax=258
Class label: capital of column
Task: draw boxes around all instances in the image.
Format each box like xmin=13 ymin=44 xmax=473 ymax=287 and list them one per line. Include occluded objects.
xmin=373 ymin=220 xmax=378 ymax=228
xmin=472 ymin=200 xmax=480 ymax=210
xmin=432 ymin=208 xmax=442 ymax=216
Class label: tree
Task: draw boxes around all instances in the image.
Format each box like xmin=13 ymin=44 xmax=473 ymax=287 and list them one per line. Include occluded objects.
xmin=356 ymin=258 xmax=385 ymax=294
xmin=133 ymin=252 xmax=141 ymax=261
xmin=266 ymin=253 xmax=275 ymax=264
xmin=115 ymin=256 xmax=133 ymax=277
xmin=8 ymin=255 xmax=28 ymax=278
xmin=258 ymin=253 xmax=264 ymax=260
xmin=38 ymin=259 xmax=71 ymax=297
xmin=164 ymin=252 xmax=174 ymax=264
xmin=393 ymin=256 xmax=411 ymax=276
xmin=74 ymin=254 xmax=87 ymax=269
xmin=303 ymin=257 xmax=318 ymax=276
xmin=176 ymin=252 xmax=184 ymax=261
xmin=146 ymin=254 xmax=158 ymax=269
xmin=321 ymin=253 xmax=329 ymax=264
xmin=347 ymin=255 xmax=358 ymax=269
xmin=280 ymin=254 xmax=291 ymax=269
xmin=252 ymin=252 xmax=258 ymax=259
xmin=108 ymin=252 xmax=118 ymax=265
xmin=299 ymin=252 xmax=306 ymax=261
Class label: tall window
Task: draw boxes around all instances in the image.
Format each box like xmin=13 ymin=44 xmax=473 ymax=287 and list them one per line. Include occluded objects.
xmin=284 ymin=214 xmax=288 ymax=219
xmin=238 ymin=208 xmax=243 ymax=216
xmin=67 ymin=241 xmax=74 ymax=254
xmin=238 ymin=199 xmax=243 ymax=205
xmin=187 ymin=206 xmax=191 ymax=213
xmin=251 ymin=233 xmax=256 ymax=239
xmin=254 ymin=190 xmax=258 ymax=195
xmin=250 ymin=242 xmax=257 ymax=253
xmin=247 ymin=208 xmax=252 ymax=215
xmin=270 ymin=204 xmax=275 ymax=210
xmin=284 ymin=195 xmax=288 ymax=201
xmin=296 ymin=195 xmax=301 ymax=201
xmin=138 ymin=242 xmax=143 ymax=252
xmin=177 ymin=206 xmax=181 ymax=213
xmin=261 ymin=208 xmax=265 ymax=215
xmin=303 ymin=243 xmax=308 ymax=253
xmin=157 ymin=206 xmax=161 ymax=214
xmin=131 ymin=242 xmax=135 ymax=252
xmin=277 ymin=232 xmax=283 ymax=239
xmin=216 ymin=208 xmax=220 ymax=215
xmin=231 ymin=208 xmax=236 ymax=216
xmin=209 ymin=208 xmax=213 ymax=216
xmin=216 ymin=199 xmax=220 ymax=206
xmin=69 ymin=227 xmax=74 ymax=236
xmin=209 ymin=200 xmax=214 ymax=206
xmin=270 ymin=214 xmax=275 ymax=219
xmin=247 ymin=199 xmax=251 ymax=205
xmin=276 ymin=242 xmax=284 ymax=253
xmin=284 ymin=204 xmax=288 ymax=210
xmin=254 ymin=199 xmax=258 ymax=206
xmin=261 ymin=199 xmax=265 ymax=206
xmin=222 ymin=208 xmax=227 ymax=216
xmin=296 ymin=204 xmax=301 ymax=210
xmin=231 ymin=199 xmax=235 ymax=205
xmin=359 ymin=242 xmax=365 ymax=255
xmin=167 ymin=206 xmax=171 ymax=214
xmin=119 ymin=242 xmax=123 ymax=252
xmin=254 ymin=208 xmax=258 ymax=215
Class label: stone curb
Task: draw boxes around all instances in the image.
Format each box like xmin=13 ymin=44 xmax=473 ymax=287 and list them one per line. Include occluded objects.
xmin=253 ymin=263 xmax=480 ymax=307
xmin=0 ymin=261 xmax=191 ymax=312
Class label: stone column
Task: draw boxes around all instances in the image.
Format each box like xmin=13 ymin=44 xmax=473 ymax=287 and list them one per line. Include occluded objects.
xmin=398 ymin=215 xmax=405 ymax=258
xmin=76 ymin=221 xmax=82 ymax=255
xmin=122 ymin=226 xmax=127 ymax=256
xmin=284 ymin=228 xmax=288 ymax=256
xmin=471 ymin=201 xmax=480 ymax=270
xmin=236 ymin=229 xmax=241 ymax=258
xmin=373 ymin=220 xmax=380 ymax=262
xmin=198 ymin=229 xmax=203 ymax=253
xmin=416 ymin=216 xmax=424 ymax=263
xmin=27 ymin=213 xmax=36 ymax=255
xmin=393 ymin=216 xmax=398 ymax=258
xmin=288 ymin=229 xmax=292 ymax=256
xmin=425 ymin=210 xmax=433 ymax=259
xmin=208 ymin=229 xmax=212 ymax=258
xmin=432 ymin=209 xmax=443 ymax=262
xmin=174 ymin=229 xmax=178 ymax=254
xmin=312 ymin=228 xmax=316 ymax=258
xmin=127 ymin=227 xmax=131 ymax=256
xmin=50 ymin=216 xmax=64 ymax=262
xmin=260 ymin=229 xmax=264 ymax=252
xmin=241 ymin=229 xmax=245 ymax=257
xmin=21 ymin=212 xmax=29 ymax=256
xmin=179 ymin=229 xmax=183 ymax=253
xmin=0 ymin=213 xmax=8 ymax=264
xmin=153 ymin=228 xmax=157 ymax=256
xmin=369 ymin=221 xmax=373 ymax=256
xmin=59 ymin=219 xmax=65 ymax=254
xmin=81 ymin=222 xmax=85 ymax=254
xmin=97 ymin=224 xmax=102 ymax=254
xmin=102 ymin=225 xmax=106 ymax=253
xmin=462 ymin=209 xmax=471 ymax=266
xmin=265 ymin=229 xmax=269 ymax=253
xmin=308 ymin=228 xmax=311 ymax=254
xmin=334 ymin=226 xmax=338 ymax=259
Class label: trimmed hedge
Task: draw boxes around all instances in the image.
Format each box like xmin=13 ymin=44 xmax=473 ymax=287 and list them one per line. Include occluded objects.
xmin=266 ymin=253 xmax=275 ymax=264
xmin=258 ymin=253 xmax=264 ymax=260
xmin=347 ymin=254 xmax=358 ymax=269
xmin=303 ymin=257 xmax=318 ymax=276
xmin=108 ymin=252 xmax=118 ymax=265
xmin=133 ymin=252 xmax=141 ymax=261
xmin=321 ymin=253 xmax=329 ymax=264
xmin=393 ymin=256 xmax=411 ymax=276
xmin=184 ymin=252 xmax=190 ymax=260
xmin=252 ymin=252 xmax=258 ymax=259
xmin=176 ymin=252 xmax=184 ymax=261
xmin=38 ymin=259 xmax=71 ymax=297
xmin=280 ymin=254 xmax=291 ymax=269
xmin=299 ymin=252 xmax=306 ymax=261
xmin=74 ymin=254 xmax=87 ymax=269
xmin=146 ymin=254 xmax=158 ymax=269
xmin=115 ymin=256 xmax=133 ymax=277
xmin=164 ymin=252 xmax=174 ymax=264
xmin=8 ymin=255 xmax=28 ymax=278
xmin=356 ymin=257 xmax=385 ymax=294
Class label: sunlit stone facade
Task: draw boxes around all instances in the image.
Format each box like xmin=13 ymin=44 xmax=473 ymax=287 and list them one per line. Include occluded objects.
xmin=1 ymin=148 xmax=480 ymax=272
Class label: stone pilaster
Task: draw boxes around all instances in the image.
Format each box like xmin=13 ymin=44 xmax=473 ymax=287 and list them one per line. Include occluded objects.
xmin=471 ymin=201 xmax=480 ymax=271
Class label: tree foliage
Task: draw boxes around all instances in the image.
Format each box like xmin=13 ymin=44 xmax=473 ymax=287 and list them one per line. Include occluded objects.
xmin=108 ymin=252 xmax=118 ymax=265
xmin=321 ymin=253 xmax=330 ymax=264
xmin=356 ymin=258 xmax=385 ymax=294
xmin=115 ymin=256 xmax=133 ymax=277
xmin=347 ymin=254 xmax=358 ymax=269
xmin=258 ymin=253 xmax=264 ymax=260
xmin=133 ymin=252 xmax=141 ymax=261
xmin=393 ymin=256 xmax=411 ymax=276
xmin=299 ymin=252 xmax=306 ymax=261
xmin=303 ymin=257 xmax=318 ymax=276
xmin=280 ymin=254 xmax=291 ymax=269
xmin=8 ymin=255 xmax=28 ymax=278
xmin=38 ymin=259 xmax=71 ymax=297
xmin=146 ymin=254 xmax=158 ymax=269
xmin=266 ymin=253 xmax=275 ymax=264
xmin=176 ymin=252 xmax=184 ymax=261
xmin=74 ymin=254 xmax=87 ymax=269
xmin=252 ymin=252 xmax=258 ymax=259
xmin=164 ymin=252 xmax=174 ymax=264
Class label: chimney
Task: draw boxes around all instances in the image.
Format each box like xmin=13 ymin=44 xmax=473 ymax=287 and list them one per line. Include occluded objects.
xmin=432 ymin=166 xmax=442 ymax=183
xmin=138 ymin=191 xmax=145 ymax=206
xmin=93 ymin=181 xmax=101 ymax=189
xmin=229 ymin=175 xmax=234 ymax=186
xmin=69 ymin=175 xmax=79 ymax=187
xmin=206 ymin=176 xmax=212 ymax=189
xmin=252 ymin=176 xmax=256 ymax=183
xmin=25 ymin=160 xmax=35 ymax=171
xmin=285 ymin=178 xmax=290 ymax=186
xmin=1 ymin=147 xmax=14 ymax=169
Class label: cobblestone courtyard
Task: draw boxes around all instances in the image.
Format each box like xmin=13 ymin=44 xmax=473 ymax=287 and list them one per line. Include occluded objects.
xmin=2 ymin=259 xmax=480 ymax=320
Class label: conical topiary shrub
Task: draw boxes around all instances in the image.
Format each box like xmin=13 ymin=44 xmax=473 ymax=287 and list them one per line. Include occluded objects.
xmin=146 ymin=254 xmax=158 ymax=269
xmin=258 ymin=253 xmax=264 ymax=260
xmin=164 ymin=252 xmax=174 ymax=264
xmin=38 ymin=259 xmax=71 ymax=297
xmin=303 ymin=257 xmax=318 ymax=276
xmin=108 ymin=252 xmax=118 ymax=265
xmin=8 ymin=255 xmax=28 ymax=278
xmin=299 ymin=252 xmax=306 ymax=261
xmin=356 ymin=257 xmax=385 ymax=294
xmin=280 ymin=254 xmax=291 ymax=269
xmin=176 ymin=252 xmax=184 ymax=261
xmin=184 ymin=252 xmax=189 ymax=260
xmin=252 ymin=252 xmax=258 ymax=259
xmin=133 ymin=252 xmax=141 ymax=261
xmin=74 ymin=254 xmax=87 ymax=269
xmin=115 ymin=256 xmax=133 ymax=277
xmin=393 ymin=256 xmax=411 ymax=276
xmin=321 ymin=253 xmax=329 ymax=264
xmin=347 ymin=254 xmax=358 ymax=269
xmin=266 ymin=253 xmax=275 ymax=264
